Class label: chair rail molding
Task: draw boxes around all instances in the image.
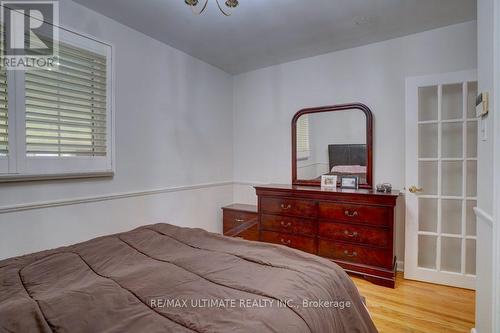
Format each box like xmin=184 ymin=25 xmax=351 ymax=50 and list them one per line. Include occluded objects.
xmin=473 ymin=207 xmax=494 ymax=226
xmin=0 ymin=181 xmax=233 ymax=214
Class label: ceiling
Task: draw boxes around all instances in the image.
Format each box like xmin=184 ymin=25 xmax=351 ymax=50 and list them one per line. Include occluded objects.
xmin=72 ymin=0 xmax=477 ymax=74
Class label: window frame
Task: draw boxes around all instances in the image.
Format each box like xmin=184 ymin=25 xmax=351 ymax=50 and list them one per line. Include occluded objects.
xmin=0 ymin=24 xmax=114 ymax=181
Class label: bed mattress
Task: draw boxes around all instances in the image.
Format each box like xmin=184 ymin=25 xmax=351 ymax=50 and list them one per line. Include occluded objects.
xmin=0 ymin=223 xmax=377 ymax=333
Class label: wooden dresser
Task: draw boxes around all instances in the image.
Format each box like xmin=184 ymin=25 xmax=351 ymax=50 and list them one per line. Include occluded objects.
xmin=255 ymin=184 xmax=399 ymax=287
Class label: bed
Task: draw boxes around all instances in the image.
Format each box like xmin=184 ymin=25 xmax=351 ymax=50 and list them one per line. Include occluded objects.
xmin=0 ymin=223 xmax=377 ymax=333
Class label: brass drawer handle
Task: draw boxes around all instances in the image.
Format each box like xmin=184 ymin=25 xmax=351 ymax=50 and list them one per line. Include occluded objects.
xmin=280 ymin=238 xmax=292 ymax=246
xmin=343 ymin=250 xmax=358 ymax=257
xmin=343 ymin=230 xmax=359 ymax=238
xmin=235 ymin=218 xmax=245 ymax=223
xmin=344 ymin=210 xmax=359 ymax=217
xmin=280 ymin=221 xmax=292 ymax=228
xmin=280 ymin=203 xmax=292 ymax=210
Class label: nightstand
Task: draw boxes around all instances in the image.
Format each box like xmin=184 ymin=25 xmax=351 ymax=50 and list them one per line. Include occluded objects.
xmin=222 ymin=204 xmax=258 ymax=241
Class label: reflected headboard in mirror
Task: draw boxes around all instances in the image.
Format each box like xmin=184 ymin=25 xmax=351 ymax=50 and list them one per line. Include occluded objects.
xmin=292 ymin=103 xmax=373 ymax=188
xmin=329 ymin=144 xmax=367 ymax=184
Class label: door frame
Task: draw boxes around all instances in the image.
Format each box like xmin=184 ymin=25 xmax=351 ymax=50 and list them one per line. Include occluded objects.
xmin=405 ymin=70 xmax=477 ymax=289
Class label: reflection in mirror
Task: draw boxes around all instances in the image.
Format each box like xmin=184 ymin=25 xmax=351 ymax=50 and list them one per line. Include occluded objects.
xmin=296 ymin=109 xmax=367 ymax=184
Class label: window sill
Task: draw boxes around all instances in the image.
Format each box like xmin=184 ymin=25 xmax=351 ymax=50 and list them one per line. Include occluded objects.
xmin=0 ymin=171 xmax=114 ymax=183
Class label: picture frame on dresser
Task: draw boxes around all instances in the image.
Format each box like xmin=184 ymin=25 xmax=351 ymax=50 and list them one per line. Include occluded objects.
xmin=321 ymin=175 xmax=338 ymax=189
xmin=340 ymin=176 xmax=359 ymax=189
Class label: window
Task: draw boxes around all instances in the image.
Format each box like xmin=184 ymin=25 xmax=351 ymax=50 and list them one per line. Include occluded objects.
xmin=0 ymin=28 xmax=113 ymax=180
xmin=296 ymin=115 xmax=310 ymax=159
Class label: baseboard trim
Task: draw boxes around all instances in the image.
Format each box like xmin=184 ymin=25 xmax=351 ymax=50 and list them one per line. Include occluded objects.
xmin=0 ymin=181 xmax=233 ymax=214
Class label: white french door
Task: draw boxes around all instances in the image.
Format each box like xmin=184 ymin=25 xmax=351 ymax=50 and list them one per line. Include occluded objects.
xmin=405 ymin=70 xmax=477 ymax=289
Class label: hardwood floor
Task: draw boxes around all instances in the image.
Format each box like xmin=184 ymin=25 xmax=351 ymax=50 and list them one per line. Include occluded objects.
xmin=351 ymin=273 xmax=475 ymax=333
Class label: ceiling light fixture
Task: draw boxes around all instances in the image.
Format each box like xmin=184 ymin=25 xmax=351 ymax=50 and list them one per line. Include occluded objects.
xmin=184 ymin=0 xmax=239 ymax=16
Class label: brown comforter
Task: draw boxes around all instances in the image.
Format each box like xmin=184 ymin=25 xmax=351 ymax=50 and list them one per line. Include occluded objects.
xmin=0 ymin=223 xmax=377 ymax=333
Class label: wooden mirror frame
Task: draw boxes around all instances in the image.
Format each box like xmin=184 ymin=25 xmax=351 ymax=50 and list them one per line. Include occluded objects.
xmin=291 ymin=103 xmax=373 ymax=189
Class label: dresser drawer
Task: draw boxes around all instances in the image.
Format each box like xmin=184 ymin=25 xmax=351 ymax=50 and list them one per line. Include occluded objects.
xmin=318 ymin=221 xmax=390 ymax=248
xmin=223 ymin=210 xmax=257 ymax=233
xmin=234 ymin=224 xmax=259 ymax=241
xmin=318 ymin=202 xmax=389 ymax=226
xmin=261 ymin=197 xmax=316 ymax=217
xmin=261 ymin=214 xmax=315 ymax=236
xmin=260 ymin=231 xmax=316 ymax=254
xmin=318 ymin=240 xmax=393 ymax=269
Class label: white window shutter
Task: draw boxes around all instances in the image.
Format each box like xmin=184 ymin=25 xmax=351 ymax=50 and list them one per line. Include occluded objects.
xmin=25 ymin=40 xmax=108 ymax=157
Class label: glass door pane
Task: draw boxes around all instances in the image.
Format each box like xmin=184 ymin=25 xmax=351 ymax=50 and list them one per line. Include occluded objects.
xmin=419 ymin=198 xmax=438 ymax=232
xmin=442 ymin=84 xmax=463 ymax=120
xmin=419 ymin=124 xmax=438 ymax=158
xmin=419 ymin=161 xmax=438 ymax=195
xmin=418 ymin=235 xmax=437 ymax=269
xmin=442 ymin=161 xmax=463 ymax=196
xmin=441 ymin=237 xmax=462 ymax=273
xmin=419 ymin=86 xmax=438 ymax=121
xmin=442 ymin=122 xmax=463 ymax=158
xmin=441 ymin=199 xmax=462 ymax=234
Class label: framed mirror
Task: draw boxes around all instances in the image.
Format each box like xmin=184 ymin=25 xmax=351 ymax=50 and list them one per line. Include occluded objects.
xmin=292 ymin=103 xmax=373 ymax=188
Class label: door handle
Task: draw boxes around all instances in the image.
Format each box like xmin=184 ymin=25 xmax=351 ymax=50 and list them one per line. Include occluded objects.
xmin=409 ymin=185 xmax=424 ymax=194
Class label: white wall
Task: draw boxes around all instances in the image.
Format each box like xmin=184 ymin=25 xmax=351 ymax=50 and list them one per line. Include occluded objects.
xmin=0 ymin=0 xmax=235 ymax=260
xmin=233 ymin=21 xmax=478 ymax=264
xmin=475 ymin=0 xmax=496 ymax=332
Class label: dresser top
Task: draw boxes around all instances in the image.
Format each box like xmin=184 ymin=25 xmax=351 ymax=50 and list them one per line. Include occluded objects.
xmin=221 ymin=203 xmax=258 ymax=213
xmin=254 ymin=184 xmax=399 ymax=197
